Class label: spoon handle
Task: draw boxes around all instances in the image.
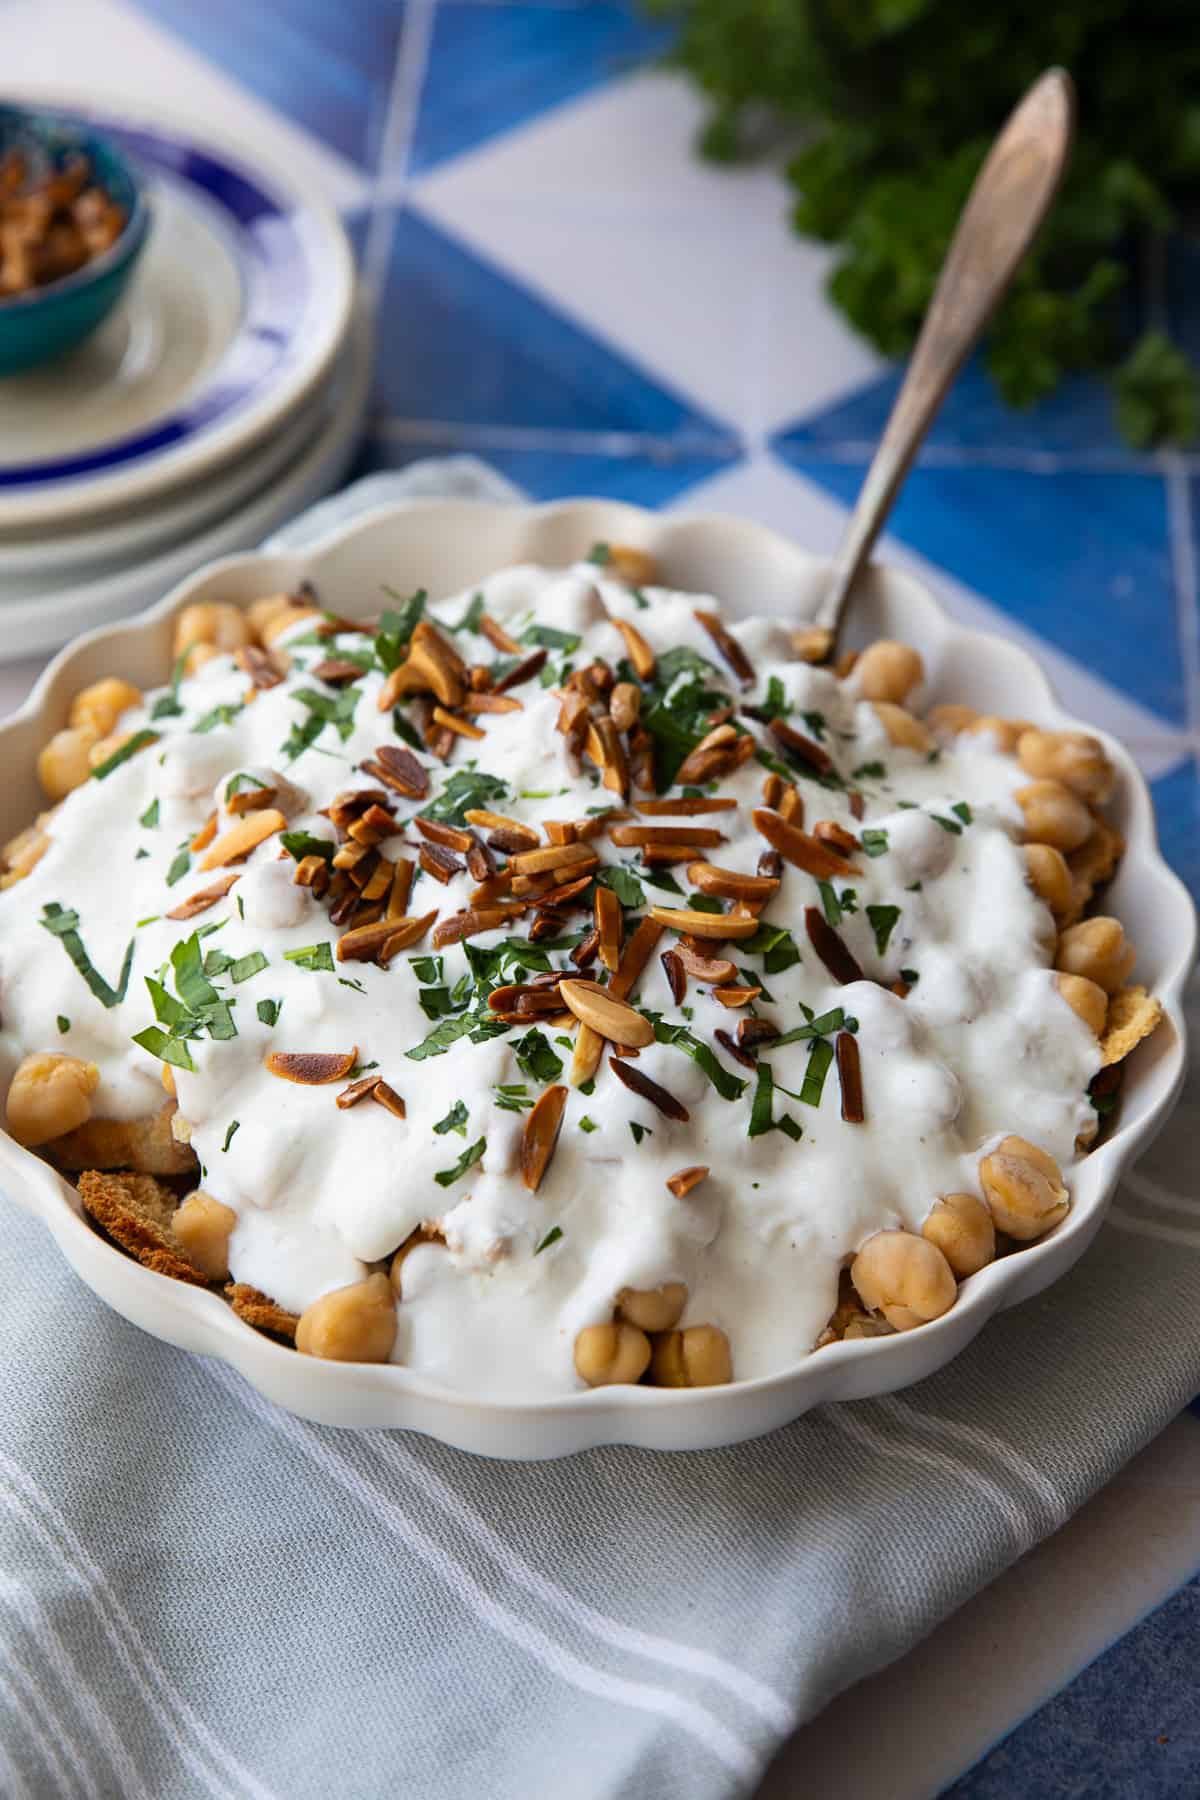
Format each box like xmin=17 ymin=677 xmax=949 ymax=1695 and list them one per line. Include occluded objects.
xmin=811 ymin=67 xmax=1075 ymax=645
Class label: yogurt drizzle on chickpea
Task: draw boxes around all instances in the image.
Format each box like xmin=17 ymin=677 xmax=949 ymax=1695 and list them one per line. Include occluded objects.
xmin=0 ymin=555 xmax=1119 ymax=1397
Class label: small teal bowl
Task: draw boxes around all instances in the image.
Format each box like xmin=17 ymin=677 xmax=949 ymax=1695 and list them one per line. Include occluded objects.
xmin=0 ymin=105 xmax=151 ymax=377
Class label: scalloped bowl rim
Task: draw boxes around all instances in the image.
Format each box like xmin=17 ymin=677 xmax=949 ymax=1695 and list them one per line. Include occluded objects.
xmin=0 ymin=497 xmax=1193 ymax=1458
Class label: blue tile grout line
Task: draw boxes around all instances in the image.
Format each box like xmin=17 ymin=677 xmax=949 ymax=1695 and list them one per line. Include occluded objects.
xmin=359 ymin=0 xmax=440 ymax=312
xmin=370 ymin=416 xmax=743 ymax=457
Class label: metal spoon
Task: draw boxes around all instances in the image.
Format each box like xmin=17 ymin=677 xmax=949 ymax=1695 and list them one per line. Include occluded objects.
xmin=806 ymin=67 xmax=1075 ymax=657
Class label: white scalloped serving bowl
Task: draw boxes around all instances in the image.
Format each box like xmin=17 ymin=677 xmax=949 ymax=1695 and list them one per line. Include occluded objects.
xmin=1 ymin=500 xmax=1193 ymax=1458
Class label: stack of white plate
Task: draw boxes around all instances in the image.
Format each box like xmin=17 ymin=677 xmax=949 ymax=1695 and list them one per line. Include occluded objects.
xmin=0 ymin=94 xmax=368 ymax=661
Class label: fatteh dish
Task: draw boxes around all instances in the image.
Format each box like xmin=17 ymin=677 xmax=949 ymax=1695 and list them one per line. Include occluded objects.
xmin=0 ymin=546 xmax=1163 ymax=1396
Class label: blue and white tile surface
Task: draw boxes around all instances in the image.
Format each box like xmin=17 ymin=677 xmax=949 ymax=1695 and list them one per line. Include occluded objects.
xmin=3 ymin=0 xmax=1198 ymax=1791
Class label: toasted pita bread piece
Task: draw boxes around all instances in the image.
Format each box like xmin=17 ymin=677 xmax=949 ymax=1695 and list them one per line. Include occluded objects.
xmin=1101 ymin=984 xmax=1164 ymax=1068
xmin=78 ymin=1169 xmax=207 ymax=1286
xmin=45 ymin=1102 xmax=197 ymax=1176
xmin=225 ymin=1283 xmax=298 ymax=1343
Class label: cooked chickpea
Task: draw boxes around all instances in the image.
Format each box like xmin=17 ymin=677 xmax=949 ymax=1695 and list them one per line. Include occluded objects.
xmin=1024 ymin=843 xmax=1073 ymax=919
xmin=850 ymin=1230 xmax=956 ymax=1332
xmin=172 ymin=1191 xmax=236 ymax=1281
xmin=1 ymin=820 xmax=50 ymax=887
xmin=921 ymin=1192 xmax=995 ymax=1278
xmin=173 ymin=601 xmax=249 ymax=674
xmin=871 ymin=702 xmax=933 ymax=753
xmin=1054 ymin=972 xmax=1108 ymax=1035
xmin=1017 ymin=728 xmax=1114 ymax=805
xmin=38 ymin=725 xmax=99 ymax=800
xmin=1056 ymin=916 xmax=1135 ymax=995
xmin=649 ymin=1324 xmax=732 ymax=1388
xmin=979 ymin=1136 xmax=1068 ymax=1240
xmin=963 ymin=715 xmax=1036 ymax=753
xmin=791 ymin=625 xmax=834 ymax=664
xmin=6 ymin=1051 xmax=99 ymax=1147
xmin=295 ymin=1272 xmax=397 ymax=1362
xmin=607 ymin=545 xmax=658 ymax=587
xmin=615 ymin=1282 xmax=687 ymax=1334
xmin=260 ymin=604 xmax=320 ymax=648
xmin=1015 ymin=780 xmax=1093 ymax=852
xmin=926 ymin=702 xmax=978 ymax=737
xmin=857 ymin=639 xmax=924 ymax=705
xmin=68 ymin=677 xmax=141 ymax=740
xmin=574 ymin=1321 xmax=651 ymax=1387
xmin=247 ymin=593 xmax=295 ymax=640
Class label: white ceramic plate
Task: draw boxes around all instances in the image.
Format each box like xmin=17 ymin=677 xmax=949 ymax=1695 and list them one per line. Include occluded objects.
xmin=0 ymin=90 xmax=353 ymax=530
xmin=0 ymin=375 xmax=332 ymax=581
xmin=0 ymin=305 xmax=371 ymax=661
xmin=0 ymin=500 xmax=1192 ymax=1458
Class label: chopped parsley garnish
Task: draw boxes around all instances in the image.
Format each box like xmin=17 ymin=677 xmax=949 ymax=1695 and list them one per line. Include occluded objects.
xmin=899 ymin=967 xmax=920 ymax=985
xmin=279 ymin=831 xmax=336 ymax=864
xmin=283 ymin=686 xmax=360 ymax=759
xmin=91 ymin=729 xmax=158 ymax=781
xmin=640 ymin=866 xmax=684 ymax=895
xmin=229 ymin=951 xmax=268 ymax=984
xmin=138 ymin=798 xmax=160 ymax=830
xmin=225 ymin=773 xmax=267 ymax=800
xmin=434 ymin=1135 xmax=486 ymax=1188
xmin=132 ymin=932 xmax=238 ymax=1070
xmin=801 ymin=709 xmax=827 ymax=740
xmin=951 ymin=800 xmax=973 ymax=825
xmin=799 ymin=1037 xmax=835 ymax=1107
xmin=740 ymin=921 xmax=802 ymax=975
xmin=597 ymin=865 xmax=645 ymax=909
xmin=685 ymin=893 xmax=724 ymax=915
xmin=579 ymin=1115 xmax=598 ymax=1133
xmin=629 ymin=1121 xmax=651 ymax=1145
xmin=452 ymin=592 xmax=486 ymax=634
xmin=763 ymin=674 xmax=791 ymax=718
xmin=56 ymin=1015 xmax=70 ymax=1034
xmin=222 ymin=1121 xmax=240 ymax=1153
xmin=375 ymin=589 xmax=427 ymax=671
xmin=767 ymin=1007 xmax=853 ymax=1048
xmin=514 ymin=1028 xmax=564 ymax=1084
xmin=522 ymin=623 xmax=582 ymax=653
xmin=409 ymin=955 xmax=444 ymax=985
xmin=256 ymin=998 xmax=281 ymax=1027
xmin=283 ymin=942 xmax=335 ymax=973
xmin=406 ymin=1013 xmax=486 ymax=1061
xmin=421 ymin=768 xmax=510 ymax=827
xmin=586 ymin=542 xmax=611 ymax=566
xmin=338 ymin=976 xmax=366 ymax=994
xmin=434 ymin=1100 xmax=469 ymax=1136
xmin=578 ymin=1078 xmax=596 ymax=1096
xmin=192 ymin=702 xmax=244 ymax=735
xmin=852 ymin=760 xmax=886 ymax=780
xmin=930 ymin=812 xmax=964 ymax=835
xmin=860 ymin=828 xmax=889 ymax=857
xmin=40 ymin=903 xmax=134 ymax=1010
xmin=817 ymin=882 xmax=858 ymax=928
xmin=391 ymin=709 xmax=425 ymax=752
xmin=748 ymin=1063 xmax=803 ymax=1140
xmin=535 ymin=1225 xmax=564 ymax=1254
xmin=496 ymin=1084 xmax=535 ymax=1113
xmin=150 ymin=645 xmax=193 ymax=720
xmin=166 ymin=844 xmax=191 ymax=887
xmin=866 ymin=904 xmax=901 ymax=956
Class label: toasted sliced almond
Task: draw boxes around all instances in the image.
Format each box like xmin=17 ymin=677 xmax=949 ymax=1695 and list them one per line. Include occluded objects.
xmin=559 ymin=979 xmax=653 ymax=1047
xmin=609 ymin=681 xmax=641 ymax=732
xmin=713 ymin=985 xmax=760 ymax=1008
xmin=716 ymin=1027 xmax=757 ymax=1070
xmin=337 ymin=1073 xmax=384 ymax=1109
xmin=236 ymin=643 xmax=287 ymax=689
xmin=388 ymin=859 xmax=415 ymax=917
xmin=411 ymin=621 xmax=469 ymax=706
xmin=814 ymin=819 xmax=860 ymax=856
xmin=372 ymin=1079 xmax=406 ymax=1118
xmin=836 ymin=1030 xmax=864 ymax=1122
xmin=332 ymin=840 xmax=371 ymax=872
xmin=642 ymin=844 xmax=708 ymax=866
xmin=190 ymin=811 xmax=218 ymax=852
xmin=419 ymin=843 xmax=463 ymax=884
xmin=635 ymin=796 xmax=738 ymax=816
xmin=199 ymin=808 xmax=286 ymax=870
xmin=544 ymin=820 xmax=577 ymax=847
xmin=761 ymin=772 xmax=784 ymax=808
xmin=293 ymin=854 xmax=329 ymax=892
xmin=607 ymin=545 xmax=659 ymax=587
xmin=804 ymin=907 xmax=864 ymax=985
xmin=337 ymin=920 xmax=404 ymax=963
xmin=467 ymin=807 xmax=537 ymax=838
xmin=463 ymin=691 xmax=523 ymax=714
xmin=266 ymin=1049 xmax=357 ymax=1085
xmin=686 ymin=861 xmax=780 ymax=902
xmin=769 ymin=718 xmax=833 ymax=774
xmin=595 ymin=884 xmax=623 ymax=972
xmin=694 ymin=610 xmax=753 ymax=685
xmin=610 ymin=825 xmax=725 ymax=849
xmin=432 ymin=705 xmax=486 ymax=741
xmin=227 ymin=783 xmax=279 ymax=816
xmin=675 ymin=945 xmax=737 ymax=984
xmin=431 ymin=906 xmax=518 ymax=948
xmin=610 ymin=915 xmax=665 ymax=1001
xmin=414 ymin=816 xmax=473 ymax=854
xmin=521 ymin=1084 xmax=567 ymax=1191
xmin=479 ymin=612 xmax=521 ymax=654
xmin=507 ymin=840 xmax=597 ymax=877
xmin=311 ymin=658 xmax=366 ymax=687
xmin=166 ymin=872 xmax=240 ymax=920
xmin=649 ymin=905 xmax=760 ymax=941
xmin=778 ymin=786 xmax=805 ymax=826
xmin=370 ymin=744 xmax=429 ymax=799
xmin=570 ymin=1022 xmax=605 ymax=1088
xmin=752 ymin=808 xmax=858 ymax=878
xmin=660 ymin=949 xmax=686 ymax=1005
xmin=381 ymin=911 xmax=438 ymax=958
xmin=614 ymin=618 xmax=656 ymax=680
xmin=609 ymin=1056 xmax=689 ymax=1121
xmin=586 ymin=716 xmax=629 ymax=797
xmin=666 ymin=1165 xmax=708 ymax=1199
xmin=360 ymin=857 xmax=394 ymax=903
xmin=494 ymin=649 xmax=547 ymax=693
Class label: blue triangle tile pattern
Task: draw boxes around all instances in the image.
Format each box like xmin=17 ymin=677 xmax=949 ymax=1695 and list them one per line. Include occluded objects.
xmin=943 ymin=1569 xmax=1200 ymax=1797
xmin=1149 ymin=758 xmax=1200 ymax=901
xmin=372 ymin=206 xmax=739 ymax=446
xmin=771 ymin=451 xmax=1185 ymax=728
xmin=412 ymin=2 xmax=673 ymax=174
xmin=132 ymin=0 xmax=403 ymax=169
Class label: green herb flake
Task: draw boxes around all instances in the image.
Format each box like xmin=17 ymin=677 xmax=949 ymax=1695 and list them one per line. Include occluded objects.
xmin=88 ymin=729 xmax=156 ymax=782
xmin=40 ymin=903 xmax=134 ymax=1010
xmin=586 ymin=543 xmax=611 ymax=566
xmin=899 ymin=967 xmax=920 ymax=985
xmin=930 ymin=812 xmax=964 ymax=835
xmin=651 ymin=1019 xmax=747 ymax=1101
xmin=192 ymin=702 xmax=244 ymax=736
xmin=222 ymin=1121 xmax=240 ymax=1153
xmin=56 ymin=1015 xmax=70 ymax=1034
xmin=375 ymin=590 xmax=427 ymax=672
xmin=257 ymin=998 xmax=281 ymax=1027
xmin=578 ymin=1115 xmax=598 ymax=1133
xmin=421 ymin=769 xmax=510 ymax=828
xmin=629 ymin=1121 xmax=651 ymax=1145
xmin=434 ymin=1135 xmax=486 ymax=1188
xmin=283 ymin=942 xmax=335 ymax=973
xmin=860 ymin=828 xmax=889 ymax=857
xmin=950 ymin=800 xmax=973 ymax=825
xmin=166 ymin=844 xmax=191 ymax=887
xmin=852 ymin=761 xmax=886 ymax=781
xmin=138 ymin=798 xmax=160 ymax=830
xmin=434 ymin=1100 xmax=469 ymax=1136
xmin=229 ymin=951 xmax=269 ymax=984
xmin=866 ymin=903 xmax=901 ymax=956
xmin=597 ymin=864 xmax=645 ymax=909
xmin=799 ymin=1037 xmax=835 ymax=1107
xmin=534 ymin=1225 xmax=564 ymax=1254
xmin=514 ymin=1028 xmax=564 ymax=1084
xmin=452 ymin=593 xmax=486 ymax=634
xmin=279 ymin=830 xmax=336 ymax=864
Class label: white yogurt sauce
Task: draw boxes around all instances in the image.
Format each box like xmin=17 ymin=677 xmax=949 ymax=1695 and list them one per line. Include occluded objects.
xmin=0 ymin=563 xmax=1101 ymax=1395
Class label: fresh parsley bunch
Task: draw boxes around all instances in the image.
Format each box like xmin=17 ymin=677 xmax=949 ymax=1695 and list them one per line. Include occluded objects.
xmin=644 ymin=0 xmax=1200 ymax=444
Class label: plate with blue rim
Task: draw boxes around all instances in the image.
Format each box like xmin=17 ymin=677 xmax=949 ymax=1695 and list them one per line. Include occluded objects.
xmin=0 ymin=92 xmax=354 ymax=531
